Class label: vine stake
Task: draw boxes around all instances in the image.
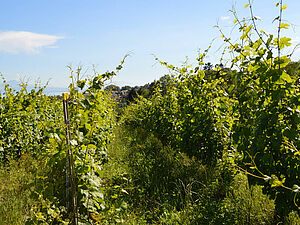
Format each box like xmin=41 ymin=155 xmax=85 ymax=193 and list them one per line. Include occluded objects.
xmin=63 ymin=93 xmax=78 ymax=225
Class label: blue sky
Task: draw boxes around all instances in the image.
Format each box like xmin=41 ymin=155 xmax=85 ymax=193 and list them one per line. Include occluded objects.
xmin=0 ymin=0 xmax=299 ymax=87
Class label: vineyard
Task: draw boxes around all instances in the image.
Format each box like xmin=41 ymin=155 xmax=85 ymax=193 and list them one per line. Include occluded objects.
xmin=0 ymin=1 xmax=299 ymax=224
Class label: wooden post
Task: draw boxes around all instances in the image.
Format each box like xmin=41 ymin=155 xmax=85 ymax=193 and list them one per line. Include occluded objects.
xmin=62 ymin=93 xmax=78 ymax=225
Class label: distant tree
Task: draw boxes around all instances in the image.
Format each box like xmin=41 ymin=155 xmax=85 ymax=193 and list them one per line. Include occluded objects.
xmin=139 ymin=88 xmax=150 ymax=98
xmin=285 ymin=61 xmax=300 ymax=78
xmin=104 ymin=84 xmax=120 ymax=92
xmin=121 ymin=85 xmax=132 ymax=91
xmin=126 ymin=87 xmax=138 ymax=103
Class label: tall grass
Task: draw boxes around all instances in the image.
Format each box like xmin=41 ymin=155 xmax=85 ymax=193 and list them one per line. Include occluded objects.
xmin=100 ymin=125 xmax=300 ymax=224
xmin=0 ymin=154 xmax=40 ymax=224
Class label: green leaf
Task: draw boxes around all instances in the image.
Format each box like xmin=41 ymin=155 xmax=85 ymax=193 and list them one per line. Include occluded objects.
xmin=280 ymin=37 xmax=292 ymax=48
xmin=87 ymin=144 xmax=97 ymax=150
xmin=280 ymin=23 xmax=290 ymax=29
xmin=280 ymin=71 xmax=293 ymax=83
xmin=77 ymin=80 xmax=86 ymax=89
xmin=274 ymin=55 xmax=290 ymax=68
xmin=269 ymin=175 xmax=285 ymax=188
xmin=271 ymin=180 xmax=283 ymax=188
xmin=121 ymin=201 xmax=128 ymax=209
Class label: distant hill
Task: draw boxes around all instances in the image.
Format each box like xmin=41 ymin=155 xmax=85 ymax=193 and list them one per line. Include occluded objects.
xmin=0 ymin=80 xmax=68 ymax=96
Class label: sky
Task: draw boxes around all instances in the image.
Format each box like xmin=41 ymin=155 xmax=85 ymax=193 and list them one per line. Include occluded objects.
xmin=0 ymin=0 xmax=300 ymax=88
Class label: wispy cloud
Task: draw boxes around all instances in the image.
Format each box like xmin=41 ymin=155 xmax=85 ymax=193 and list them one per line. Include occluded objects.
xmin=220 ymin=16 xmax=230 ymax=21
xmin=0 ymin=31 xmax=63 ymax=54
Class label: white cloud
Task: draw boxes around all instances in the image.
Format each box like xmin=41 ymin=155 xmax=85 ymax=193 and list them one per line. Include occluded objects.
xmin=220 ymin=16 xmax=230 ymax=21
xmin=0 ymin=31 xmax=63 ymax=54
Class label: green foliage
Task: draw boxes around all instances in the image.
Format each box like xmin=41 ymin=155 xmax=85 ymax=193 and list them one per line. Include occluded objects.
xmin=0 ymin=154 xmax=47 ymax=224
xmin=116 ymin=0 xmax=299 ymax=221
xmin=123 ymin=66 xmax=235 ymax=165
xmin=0 ymin=155 xmax=73 ymax=225
xmin=0 ymin=56 xmax=127 ymax=223
xmin=37 ymin=59 xmax=127 ymax=223
xmin=158 ymin=174 xmax=276 ymax=225
xmin=218 ymin=0 xmax=300 ymax=216
xmin=0 ymin=75 xmax=62 ymax=161
xmin=69 ymin=70 xmax=117 ymax=219
xmin=102 ymin=125 xmax=279 ymax=225
xmin=105 ymin=84 xmax=120 ymax=92
xmin=0 ymin=1 xmax=299 ymax=224
xmin=220 ymin=174 xmax=275 ymax=225
xmin=103 ymin=123 xmax=218 ymax=223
